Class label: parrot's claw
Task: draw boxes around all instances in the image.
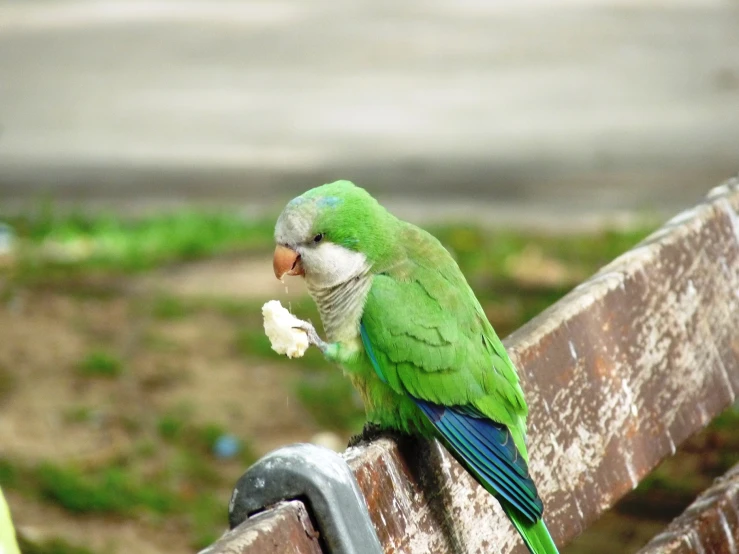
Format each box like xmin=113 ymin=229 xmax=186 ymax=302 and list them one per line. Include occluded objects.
xmin=348 ymin=422 xmax=389 ymax=447
xmin=293 ymin=320 xmax=328 ymax=353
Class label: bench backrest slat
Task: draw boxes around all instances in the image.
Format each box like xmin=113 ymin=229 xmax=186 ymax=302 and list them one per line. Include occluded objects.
xmin=637 ymin=462 xmax=739 ymax=553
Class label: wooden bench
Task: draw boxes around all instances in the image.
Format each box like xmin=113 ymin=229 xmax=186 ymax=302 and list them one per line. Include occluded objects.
xmin=202 ymin=177 xmax=739 ymax=554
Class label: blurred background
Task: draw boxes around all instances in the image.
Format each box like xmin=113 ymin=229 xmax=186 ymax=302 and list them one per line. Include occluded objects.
xmin=0 ymin=0 xmax=738 ymax=553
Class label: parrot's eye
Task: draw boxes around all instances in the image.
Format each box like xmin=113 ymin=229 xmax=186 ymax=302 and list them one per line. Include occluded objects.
xmin=313 ymin=233 xmax=324 ymax=244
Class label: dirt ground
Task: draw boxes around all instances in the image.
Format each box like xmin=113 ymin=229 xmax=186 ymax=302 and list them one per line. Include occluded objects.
xmin=1 ymin=252 xmax=736 ymax=553
xmin=0 ymin=257 xmax=336 ymax=553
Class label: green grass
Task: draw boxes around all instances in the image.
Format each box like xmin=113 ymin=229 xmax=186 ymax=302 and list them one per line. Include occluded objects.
xmin=618 ymin=402 xmax=739 ymax=523
xmin=36 ymin=463 xmax=177 ymax=516
xmin=62 ymin=405 xmax=96 ymax=424
xmin=76 ymin=350 xmax=124 ymax=378
xmin=1 ymin=440 xmax=248 ymax=548
xmin=294 ymin=371 xmax=366 ymax=433
xmin=431 ymin=224 xmax=653 ymax=273
xmin=157 ymin=410 xmax=257 ymax=467
xmin=149 ymin=296 xmax=270 ymax=323
xmin=188 ymin=492 xmax=228 ymax=550
xmin=0 ymin=458 xmax=19 ymax=488
xmin=18 ymin=536 xmax=97 ymax=554
xmin=150 ymin=295 xmax=192 ymax=320
xmin=235 ymin=327 xmax=328 ymax=371
xmin=1 ymin=207 xmax=666 ymax=552
xmin=709 ymin=406 xmax=739 ymax=430
xmin=158 ymin=412 xmax=188 ymax=442
xmin=0 ymin=364 xmax=16 ymax=404
xmin=4 ymin=207 xmax=275 ymax=280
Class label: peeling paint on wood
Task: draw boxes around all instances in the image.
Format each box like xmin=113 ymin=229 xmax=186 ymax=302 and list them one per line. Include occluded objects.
xmin=637 ymin=463 xmax=739 ymax=554
xmin=200 ymin=501 xmax=322 ymax=554
xmin=206 ymin=176 xmax=739 ymax=554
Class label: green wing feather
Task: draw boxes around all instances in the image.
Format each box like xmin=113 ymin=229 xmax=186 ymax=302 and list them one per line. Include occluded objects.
xmin=361 ymin=223 xmax=528 ymax=454
xmin=360 ymin=222 xmax=560 ymax=553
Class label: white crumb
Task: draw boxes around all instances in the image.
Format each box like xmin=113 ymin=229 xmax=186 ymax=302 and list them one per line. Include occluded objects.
xmin=262 ymin=300 xmax=309 ymax=358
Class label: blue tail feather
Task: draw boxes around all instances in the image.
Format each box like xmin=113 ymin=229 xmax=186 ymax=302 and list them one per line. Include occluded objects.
xmin=414 ymin=399 xmax=543 ymax=524
xmin=454 ymin=411 xmax=533 ymax=485
xmin=434 ymin=417 xmax=540 ymax=517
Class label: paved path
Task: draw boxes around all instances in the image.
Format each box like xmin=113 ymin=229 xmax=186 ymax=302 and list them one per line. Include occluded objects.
xmin=0 ymin=0 xmax=738 ymax=219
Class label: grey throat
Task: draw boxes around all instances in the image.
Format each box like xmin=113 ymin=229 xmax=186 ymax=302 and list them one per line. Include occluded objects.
xmin=307 ymin=274 xmax=373 ymax=343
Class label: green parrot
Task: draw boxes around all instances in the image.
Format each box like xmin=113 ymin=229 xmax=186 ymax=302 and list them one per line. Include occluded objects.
xmin=273 ymin=180 xmax=558 ymax=554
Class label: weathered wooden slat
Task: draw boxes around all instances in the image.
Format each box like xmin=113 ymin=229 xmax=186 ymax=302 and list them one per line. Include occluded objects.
xmin=638 ymin=462 xmax=739 ymax=554
xmin=200 ymin=501 xmax=322 ymax=554
xmin=207 ymin=176 xmax=739 ymax=554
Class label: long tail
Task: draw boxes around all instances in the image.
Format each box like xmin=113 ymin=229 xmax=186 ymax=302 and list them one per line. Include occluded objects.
xmin=502 ymin=502 xmax=559 ymax=554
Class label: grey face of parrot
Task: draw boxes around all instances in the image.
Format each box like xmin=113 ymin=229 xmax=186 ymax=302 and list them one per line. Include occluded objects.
xmin=274 ymin=203 xmax=370 ymax=291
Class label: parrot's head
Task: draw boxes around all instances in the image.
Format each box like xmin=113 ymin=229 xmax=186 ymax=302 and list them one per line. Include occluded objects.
xmin=273 ymin=180 xmax=396 ymax=289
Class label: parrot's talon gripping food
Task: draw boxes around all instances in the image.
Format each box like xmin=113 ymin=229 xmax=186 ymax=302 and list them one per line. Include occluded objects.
xmin=292 ymin=321 xmax=328 ymax=353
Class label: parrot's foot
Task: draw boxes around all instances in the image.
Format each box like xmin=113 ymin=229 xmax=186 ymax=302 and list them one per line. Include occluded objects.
xmin=292 ymin=320 xmax=328 ymax=353
xmin=347 ymin=422 xmax=405 ymax=447
xmin=348 ymin=422 xmax=383 ymax=447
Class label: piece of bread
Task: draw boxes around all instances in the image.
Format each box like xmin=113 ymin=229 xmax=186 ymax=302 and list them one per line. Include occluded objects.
xmin=262 ymin=300 xmax=309 ymax=358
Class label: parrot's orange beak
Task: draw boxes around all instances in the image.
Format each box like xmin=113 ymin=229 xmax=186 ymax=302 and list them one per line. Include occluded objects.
xmin=273 ymin=244 xmax=304 ymax=279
